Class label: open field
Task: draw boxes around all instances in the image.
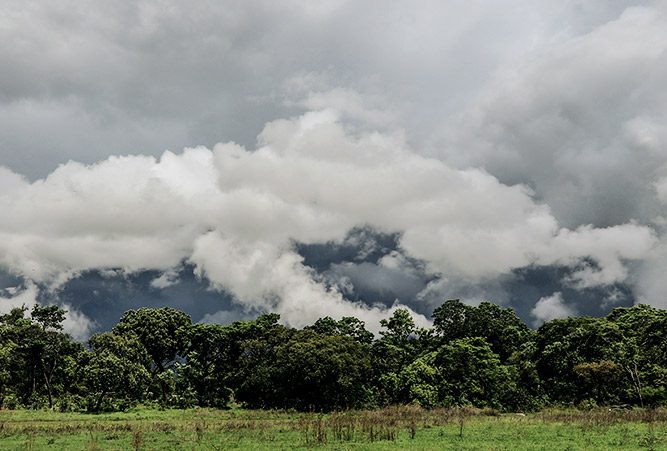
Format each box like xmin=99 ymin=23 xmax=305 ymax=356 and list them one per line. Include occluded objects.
xmin=0 ymin=407 xmax=666 ymax=450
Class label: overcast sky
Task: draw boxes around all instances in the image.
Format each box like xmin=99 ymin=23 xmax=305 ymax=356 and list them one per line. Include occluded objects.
xmin=1 ymin=0 xmax=667 ymax=339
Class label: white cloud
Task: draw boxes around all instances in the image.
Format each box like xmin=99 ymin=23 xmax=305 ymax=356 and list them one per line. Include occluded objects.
xmin=0 ymin=282 xmax=40 ymax=313
xmin=288 ymin=85 xmax=398 ymax=129
xmin=0 ymin=282 xmax=94 ymax=340
xmin=150 ymin=268 xmax=181 ymax=289
xmin=0 ymin=109 xmax=656 ymax=327
xmin=190 ymin=232 xmax=430 ymax=333
xmin=199 ymin=309 xmax=250 ymax=325
xmin=3 ymin=0 xmax=667 ymax=328
xmin=439 ymin=3 xmax=667 ymax=229
xmin=61 ymin=307 xmax=96 ymax=342
xmin=421 ymin=2 xmax=667 ymax=309
xmin=531 ymin=292 xmax=577 ymax=326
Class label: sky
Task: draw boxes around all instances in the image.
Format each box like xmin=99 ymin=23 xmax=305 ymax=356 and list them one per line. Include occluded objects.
xmin=1 ymin=0 xmax=667 ymax=339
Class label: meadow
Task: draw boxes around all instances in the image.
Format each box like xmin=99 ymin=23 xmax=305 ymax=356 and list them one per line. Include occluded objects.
xmin=1 ymin=406 xmax=666 ymax=450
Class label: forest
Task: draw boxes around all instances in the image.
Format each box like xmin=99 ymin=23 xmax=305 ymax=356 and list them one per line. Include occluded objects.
xmin=0 ymin=300 xmax=666 ymax=413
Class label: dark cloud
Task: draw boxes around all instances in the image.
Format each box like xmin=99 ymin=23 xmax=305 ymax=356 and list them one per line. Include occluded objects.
xmin=1 ymin=0 xmax=665 ymax=336
xmin=296 ymin=227 xmax=401 ymax=272
xmin=2 ymin=1 xmax=644 ymax=179
xmin=41 ymin=266 xmax=242 ymax=332
xmin=0 ymin=258 xmax=635 ymax=338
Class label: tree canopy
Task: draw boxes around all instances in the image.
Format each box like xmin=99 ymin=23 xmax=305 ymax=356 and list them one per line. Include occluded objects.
xmin=1 ymin=300 xmax=666 ymax=412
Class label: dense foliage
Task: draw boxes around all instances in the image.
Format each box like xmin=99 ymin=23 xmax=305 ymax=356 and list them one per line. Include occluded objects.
xmin=1 ymin=301 xmax=666 ymax=412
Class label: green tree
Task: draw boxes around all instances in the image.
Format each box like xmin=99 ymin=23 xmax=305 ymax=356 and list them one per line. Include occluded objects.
xmin=112 ymin=308 xmax=191 ymax=403
xmin=433 ymin=337 xmax=514 ymax=409
xmin=573 ymin=360 xmax=624 ymax=405
xmin=240 ymin=328 xmax=374 ymax=411
xmin=608 ymin=304 xmax=667 ymax=405
xmin=234 ymin=317 xmax=293 ymax=409
xmin=396 ymin=352 xmax=439 ymax=407
xmin=308 ymin=316 xmax=374 ymax=344
xmin=379 ymin=309 xmax=416 ymax=346
xmin=0 ymin=305 xmax=83 ymax=409
xmin=372 ymin=309 xmax=421 ymax=405
xmin=84 ymin=332 xmax=151 ymax=411
xmin=31 ymin=305 xmax=66 ymax=332
xmin=178 ymin=323 xmax=233 ymax=408
xmin=284 ymin=330 xmax=374 ymax=410
xmin=535 ymin=317 xmax=629 ymax=405
xmin=432 ymin=299 xmax=471 ymax=342
xmin=432 ymin=300 xmax=533 ymax=361
xmin=0 ymin=340 xmax=17 ymax=408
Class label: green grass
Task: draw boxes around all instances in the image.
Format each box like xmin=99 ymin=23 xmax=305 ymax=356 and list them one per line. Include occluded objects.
xmin=1 ymin=406 xmax=666 ymax=450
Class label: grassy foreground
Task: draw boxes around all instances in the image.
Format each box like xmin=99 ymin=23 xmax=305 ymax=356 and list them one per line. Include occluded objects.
xmin=0 ymin=406 xmax=666 ymax=450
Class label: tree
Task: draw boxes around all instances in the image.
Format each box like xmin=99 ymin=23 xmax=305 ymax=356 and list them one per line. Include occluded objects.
xmin=608 ymin=304 xmax=667 ymax=405
xmin=1 ymin=307 xmax=48 ymax=405
xmin=307 ymin=316 xmax=374 ymax=344
xmin=380 ymin=309 xmax=416 ymax=345
xmin=0 ymin=340 xmax=16 ymax=408
xmin=534 ymin=317 xmax=629 ymax=405
xmin=372 ymin=309 xmax=422 ymax=405
xmin=239 ymin=329 xmax=374 ymax=411
xmin=112 ymin=308 xmax=191 ymax=403
xmin=432 ymin=299 xmax=471 ymax=342
xmin=396 ymin=352 xmax=439 ymax=407
xmin=506 ymin=341 xmax=545 ymax=411
xmin=178 ymin=323 xmax=233 ymax=408
xmin=432 ymin=300 xmax=533 ymax=361
xmin=234 ymin=317 xmax=293 ymax=409
xmin=573 ymin=360 xmax=624 ymax=406
xmin=432 ymin=337 xmax=514 ymax=409
xmin=31 ymin=305 xmax=66 ymax=331
xmin=0 ymin=305 xmax=84 ymax=409
xmin=84 ymin=333 xmax=151 ymax=411
xmin=1 ymin=301 xmax=666 ymax=412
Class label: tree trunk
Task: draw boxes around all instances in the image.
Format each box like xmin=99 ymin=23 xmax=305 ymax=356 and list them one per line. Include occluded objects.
xmin=624 ymin=362 xmax=644 ymax=408
xmin=43 ymin=371 xmax=53 ymax=409
xmin=154 ymin=361 xmax=169 ymax=404
xmin=95 ymin=390 xmax=107 ymax=412
xmin=30 ymin=362 xmax=36 ymax=397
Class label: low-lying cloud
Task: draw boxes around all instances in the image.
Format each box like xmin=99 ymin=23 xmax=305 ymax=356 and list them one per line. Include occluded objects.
xmin=0 ymin=109 xmax=657 ymax=334
xmin=2 ymin=1 xmax=667 ymax=337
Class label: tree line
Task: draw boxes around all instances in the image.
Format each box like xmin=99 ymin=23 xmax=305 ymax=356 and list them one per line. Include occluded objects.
xmin=0 ymin=300 xmax=666 ymax=412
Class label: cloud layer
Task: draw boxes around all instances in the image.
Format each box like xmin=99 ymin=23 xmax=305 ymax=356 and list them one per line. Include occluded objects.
xmin=0 ymin=109 xmax=657 ymax=333
xmin=2 ymin=1 xmax=667 ymax=335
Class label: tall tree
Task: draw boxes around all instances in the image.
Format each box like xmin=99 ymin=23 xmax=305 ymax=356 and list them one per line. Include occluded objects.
xmin=534 ymin=317 xmax=629 ymax=405
xmin=432 ymin=300 xmax=533 ymax=361
xmin=85 ymin=332 xmax=151 ymax=411
xmin=178 ymin=323 xmax=233 ymax=408
xmin=112 ymin=308 xmax=191 ymax=402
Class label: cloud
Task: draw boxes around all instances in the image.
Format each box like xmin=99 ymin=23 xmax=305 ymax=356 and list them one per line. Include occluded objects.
xmin=325 ymin=255 xmax=427 ymax=304
xmin=0 ymin=282 xmax=94 ymax=340
xmin=190 ymin=231 xmax=430 ymax=332
xmin=60 ymin=307 xmax=96 ymax=342
xmin=429 ymin=2 xmax=667 ymax=310
xmin=439 ymin=3 xmax=667 ymax=229
xmin=0 ymin=282 xmax=41 ymax=313
xmin=2 ymin=1 xmax=666 ymax=327
xmin=150 ymin=268 xmax=181 ymax=289
xmin=284 ymin=83 xmax=398 ymax=129
xmin=0 ymin=109 xmax=656 ymax=329
xmin=1 ymin=0 xmax=640 ymax=179
xmin=531 ymin=292 xmax=578 ymax=326
xmin=199 ymin=309 xmax=252 ymax=325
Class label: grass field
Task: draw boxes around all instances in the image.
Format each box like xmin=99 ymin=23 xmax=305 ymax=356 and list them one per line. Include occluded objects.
xmin=1 ymin=406 xmax=666 ymax=450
